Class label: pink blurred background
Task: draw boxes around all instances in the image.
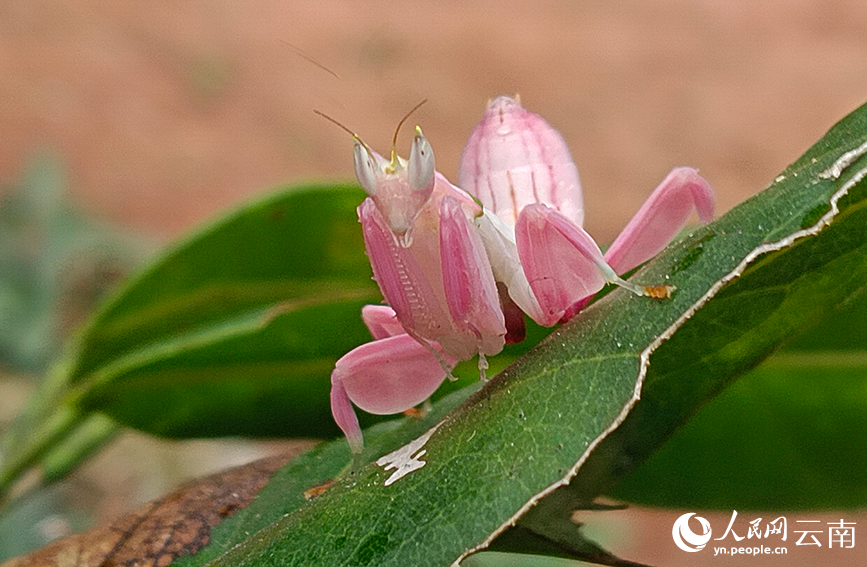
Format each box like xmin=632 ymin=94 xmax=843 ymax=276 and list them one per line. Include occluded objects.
xmin=2 ymin=1 xmax=866 ymax=565
xmin=6 ymin=0 xmax=867 ymax=242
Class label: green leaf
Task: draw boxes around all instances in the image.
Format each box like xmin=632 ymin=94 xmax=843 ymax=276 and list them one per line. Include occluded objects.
xmin=608 ymin=360 xmax=867 ymax=511
xmin=606 ymin=289 xmax=867 ymax=511
xmin=172 ymin=384 xmax=481 ymax=567
xmin=783 ymin=281 xmax=867 ymax=352
xmin=486 ymin=507 xmax=651 ymax=567
xmin=463 ymin=552 xmax=623 ymax=567
xmin=66 ymin=183 xmax=383 ymax=438
xmin=40 ymin=414 xmax=119 ymax=484
xmin=176 ymin=104 xmax=867 ymax=565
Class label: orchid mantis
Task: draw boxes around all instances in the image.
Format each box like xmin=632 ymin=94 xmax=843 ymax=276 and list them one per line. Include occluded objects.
xmin=326 ymin=112 xmax=506 ymax=453
xmin=330 ymin=97 xmax=715 ymax=452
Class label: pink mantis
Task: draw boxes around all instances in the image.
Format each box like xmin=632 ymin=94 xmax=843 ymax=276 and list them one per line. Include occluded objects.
xmin=329 ymin=96 xmax=715 ymax=453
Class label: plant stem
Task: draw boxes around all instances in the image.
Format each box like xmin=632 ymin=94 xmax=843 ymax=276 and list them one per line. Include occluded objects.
xmin=0 ymin=403 xmax=82 ymax=507
xmin=41 ymin=414 xmax=119 ymax=483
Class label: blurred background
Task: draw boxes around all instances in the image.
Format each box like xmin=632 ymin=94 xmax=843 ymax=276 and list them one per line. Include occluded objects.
xmin=2 ymin=0 xmax=867 ymax=565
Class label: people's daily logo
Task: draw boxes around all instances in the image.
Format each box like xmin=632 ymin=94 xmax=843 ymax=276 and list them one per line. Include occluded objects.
xmin=672 ymin=513 xmax=713 ymax=552
xmin=672 ymin=511 xmax=855 ymax=557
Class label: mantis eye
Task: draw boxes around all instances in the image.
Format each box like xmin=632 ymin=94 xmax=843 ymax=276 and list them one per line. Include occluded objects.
xmin=408 ymin=126 xmax=436 ymax=192
xmin=353 ymin=139 xmax=379 ymax=195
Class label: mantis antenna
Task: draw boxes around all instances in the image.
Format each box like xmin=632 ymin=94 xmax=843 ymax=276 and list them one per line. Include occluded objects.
xmin=315 ymin=99 xmax=430 ymax=166
xmin=391 ymin=99 xmax=428 ymax=157
xmin=313 ymin=109 xmax=358 ymax=138
xmin=279 ymin=40 xmax=340 ymax=79
xmin=313 ymin=109 xmax=378 ymax=163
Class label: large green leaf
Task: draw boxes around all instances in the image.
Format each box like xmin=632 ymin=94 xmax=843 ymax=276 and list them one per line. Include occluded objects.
xmin=605 ymin=288 xmax=867 ymax=510
xmin=63 ymin=183 xmax=382 ymax=438
xmin=608 ymin=360 xmax=867 ymax=511
xmin=172 ymin=104 xmax=867 ymax=565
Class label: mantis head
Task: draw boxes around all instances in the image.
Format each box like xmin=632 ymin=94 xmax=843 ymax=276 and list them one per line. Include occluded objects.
xmin=353 ymin=126 xmax=436 ymax=235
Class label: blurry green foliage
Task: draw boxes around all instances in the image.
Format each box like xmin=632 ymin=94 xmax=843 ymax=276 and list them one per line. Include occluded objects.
xmin=0 ymin=153 xmax=148 ymax=375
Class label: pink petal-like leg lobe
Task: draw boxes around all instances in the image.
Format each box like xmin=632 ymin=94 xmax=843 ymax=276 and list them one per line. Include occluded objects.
xmin=605 ymin=167 xmax=715 ymax=274
xmin=361 ymin=305 xmax=404 ymax=339
xmin=515 ymin=204 xmax=611 ymax=326
xmin=330 ymin=333 xmax=454 ymax=452
xmin=336 ymin=334 xmax=452 ymax=414
xmin=330 ymin=375 xmax=363 ymax=454
xmin=459 ymin=95 xmax=584 ymax=228
xmin=331 ymin=309 xmax=459 ymax=453
xmin=439 ymin=195 xmax=506 ymax=356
